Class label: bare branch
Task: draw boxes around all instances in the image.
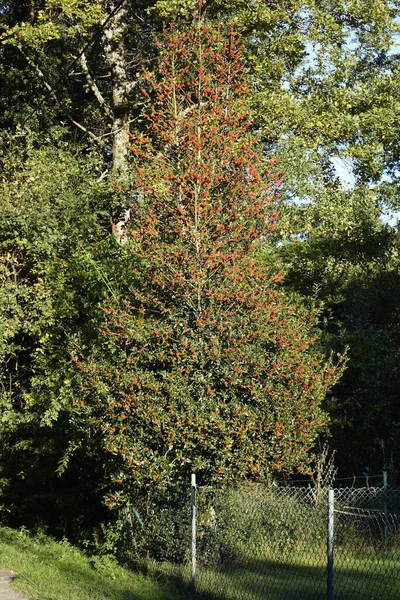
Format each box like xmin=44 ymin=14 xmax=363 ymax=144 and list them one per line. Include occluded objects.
xmin=79 ymin=49 xmax=114 ymax=120
xmin=98 ymin=118 xmax=138 ymax=139
xmin=19 ymin=46 xmax=106 ymax=147
xmin=97 ymin=168 xmax=111 ymax=182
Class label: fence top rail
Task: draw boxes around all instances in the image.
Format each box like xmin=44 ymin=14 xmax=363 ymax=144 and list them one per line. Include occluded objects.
xmin=195 ymin=484 xmax=400 ymax=493
xmin=334 ymin=508 xmax=387 ymax=518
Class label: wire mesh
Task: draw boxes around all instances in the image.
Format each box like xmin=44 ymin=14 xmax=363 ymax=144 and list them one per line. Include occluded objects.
xmin=121 ymin=483 xmax=192 ymax=584
xmin=334 ymin=485 xmax=400 ymax=514
xmin=333 ymin=488 xmax=400 ymax=600
xmin=119 ymin=483 xmax=400 ymax=600
xmin=196 ymin=484 xmax=327 ymax=600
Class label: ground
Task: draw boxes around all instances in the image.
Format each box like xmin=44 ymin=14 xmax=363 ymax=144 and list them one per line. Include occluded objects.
xmin=0 ymin=570 xmax=29 ymax=600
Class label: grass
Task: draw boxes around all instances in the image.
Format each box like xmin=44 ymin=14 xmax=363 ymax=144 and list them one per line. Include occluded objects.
xmin=2 ymin=511 xmax=397 ymax=600
xmin=2 ymin=524 xmax=398 ymax=600
xmin=0 ymin=526 xmax=186 ymax=600
xmin=193 ymin=552 xmax=400 ymax=600
xmin=187 ymin=485 xmax=400 ymax=600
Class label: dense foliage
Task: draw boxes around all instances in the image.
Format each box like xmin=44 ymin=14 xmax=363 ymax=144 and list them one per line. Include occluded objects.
xmin=0 ymin=0 xmax=399 ymax=539
xmin=72 ymin=25 xmax=342 ymax=503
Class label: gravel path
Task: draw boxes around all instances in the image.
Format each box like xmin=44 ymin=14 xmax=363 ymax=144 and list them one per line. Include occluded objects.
xmin=0 ymin=570 xmax=29 ymax=600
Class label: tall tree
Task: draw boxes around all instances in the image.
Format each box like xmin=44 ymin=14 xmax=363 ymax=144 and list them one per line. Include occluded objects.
xmin=72 ymin=22 xmax=343 ymax=505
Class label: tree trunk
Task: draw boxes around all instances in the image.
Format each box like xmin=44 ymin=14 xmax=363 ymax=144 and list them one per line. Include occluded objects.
xmin=103 ymin=1 xmax=133 ymax=178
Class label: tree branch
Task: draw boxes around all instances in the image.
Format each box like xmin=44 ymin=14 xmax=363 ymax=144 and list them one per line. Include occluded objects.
xmin=19 ymin=46 xmax=107 ymax=148
xmin=79 ymin=49 xmax=114 ymax=120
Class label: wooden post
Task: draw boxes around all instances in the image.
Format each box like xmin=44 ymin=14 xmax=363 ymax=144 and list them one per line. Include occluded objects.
xmin=327 ymin=489 xmax=334 ymax=600
xmin=191 ymin=473 xmax=197 ymax=591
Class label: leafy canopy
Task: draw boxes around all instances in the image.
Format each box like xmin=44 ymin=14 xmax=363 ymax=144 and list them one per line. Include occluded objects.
xmin=73 ymin=22 xmax=344 ymax=504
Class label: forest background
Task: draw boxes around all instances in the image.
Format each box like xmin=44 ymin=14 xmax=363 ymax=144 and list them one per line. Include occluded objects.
xmin=0 ymin=0 xmax=400 ymax=543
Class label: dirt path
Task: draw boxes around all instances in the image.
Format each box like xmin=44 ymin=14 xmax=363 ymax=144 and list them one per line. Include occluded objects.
xmin=0 ymin=570 xmax=29 ymax=600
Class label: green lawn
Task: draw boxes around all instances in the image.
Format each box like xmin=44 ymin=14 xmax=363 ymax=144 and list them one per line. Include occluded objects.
xmin=194 ymin=553 xmax=400 ymax=600
xmin=0 ymin=527 xmax=186 ymax=600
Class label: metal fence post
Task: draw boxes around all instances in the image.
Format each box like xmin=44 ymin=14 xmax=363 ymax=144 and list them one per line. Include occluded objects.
xmin=191 ymin=473 xmax=197 ymax=591
xmin=383 ymin=470 xmax=388 ymax=555
xmin=327 ymin=489 xmax=334 ymax=600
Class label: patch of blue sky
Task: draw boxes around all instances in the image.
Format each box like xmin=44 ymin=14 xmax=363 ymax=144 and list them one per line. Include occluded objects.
xmin=331 ymin=156 xmax=400 ymax=227
xmin=296 ymin=31 xmax=400 ymax=227
xmin=330 ymin=155 xmax=356 ymax=190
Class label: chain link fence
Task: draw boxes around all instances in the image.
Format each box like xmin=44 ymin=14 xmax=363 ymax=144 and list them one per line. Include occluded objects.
xmin=196 ymin=483 xmax=327 ymax=600
xmin=122 ymin=480 xmax=400 ymax=599
xmin=332 ymin=487 xmax=400 ymax=600
xmin=118 ymin=483 xmax=192 ymax=585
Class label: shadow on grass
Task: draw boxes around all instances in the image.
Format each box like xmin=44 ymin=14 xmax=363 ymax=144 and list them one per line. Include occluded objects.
xmin=150 ymin=554 xmax=400 ymax=600
xmin=146 ymin=556 xmax=326 ymax=600
xmin=194 ymin=557 xmax=326 ymax=600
